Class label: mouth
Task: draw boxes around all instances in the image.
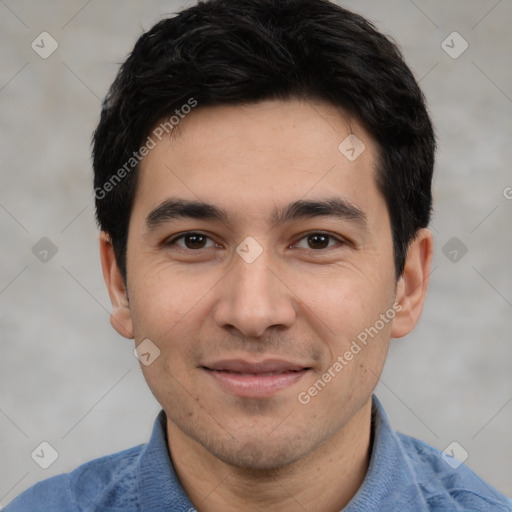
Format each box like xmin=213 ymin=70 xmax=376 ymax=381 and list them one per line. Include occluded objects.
xmin=201 ymin=359 xmax=312 ymax=398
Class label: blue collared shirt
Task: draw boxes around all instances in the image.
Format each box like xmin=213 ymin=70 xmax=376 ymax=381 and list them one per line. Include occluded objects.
xmin=5 ymin=396 xmax=511 ymax=511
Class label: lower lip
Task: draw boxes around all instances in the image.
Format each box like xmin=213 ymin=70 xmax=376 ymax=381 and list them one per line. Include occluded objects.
xmin=204 ymin=368 xmax=309 ymax=398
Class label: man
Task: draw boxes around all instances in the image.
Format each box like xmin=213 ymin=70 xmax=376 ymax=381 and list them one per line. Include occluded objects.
xmin=6 ymin=0 xmax=511 ymax=510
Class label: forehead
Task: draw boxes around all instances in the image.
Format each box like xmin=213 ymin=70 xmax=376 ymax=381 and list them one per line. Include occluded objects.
xmin=133 ymin=99 xmax=383 ymax=227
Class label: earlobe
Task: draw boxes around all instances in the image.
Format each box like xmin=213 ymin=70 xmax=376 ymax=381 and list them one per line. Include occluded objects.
xmin=391 ymin=228 xmax=434 ymax=339
xmin=99 ymin=232 xmax=134 ymax=339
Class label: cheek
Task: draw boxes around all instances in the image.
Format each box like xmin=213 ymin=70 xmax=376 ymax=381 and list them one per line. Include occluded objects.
xmin=302 ymin=268 xmax=391 ymax=340
xmin=300 ymin=268 xmax=394 ymax=402
xmin=301 ymin=317 xmax=391 ymax=422
xmin=128 ymin=261 xmax=210 ymax=339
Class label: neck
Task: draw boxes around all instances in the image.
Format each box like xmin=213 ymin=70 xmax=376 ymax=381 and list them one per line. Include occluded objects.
xmin=166 ymin=399 xmax=373 ymax=512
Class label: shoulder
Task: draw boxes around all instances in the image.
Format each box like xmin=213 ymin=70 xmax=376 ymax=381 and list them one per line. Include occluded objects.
xmin=397 ymin=432 xmax=512 ymax=511
xmin=4 ymin=444 xmax=144 ymax=512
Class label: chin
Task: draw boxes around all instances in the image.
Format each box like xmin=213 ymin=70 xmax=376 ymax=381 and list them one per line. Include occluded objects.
xmin=206 ymin=435 xmax=312 ymax=472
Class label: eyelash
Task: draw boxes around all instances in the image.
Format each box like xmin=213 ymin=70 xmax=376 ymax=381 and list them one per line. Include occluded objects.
xmin=165 ymin=231 xmax=346 ymax=251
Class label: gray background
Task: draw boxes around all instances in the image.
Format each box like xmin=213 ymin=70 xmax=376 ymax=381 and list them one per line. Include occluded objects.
xmin=1 ymin=0 xmax=511 ymax=506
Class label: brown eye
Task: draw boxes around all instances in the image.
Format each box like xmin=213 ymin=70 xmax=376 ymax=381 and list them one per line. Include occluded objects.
xmin=294 ymin=232 xmax=341 ymax=250
xmin=183 ymin=233 xmax=207 ymax=249
xmin=307 ymin=234 xmax=330 ymax=249
xmin=168 ymin=232 xmax=216 ymax=250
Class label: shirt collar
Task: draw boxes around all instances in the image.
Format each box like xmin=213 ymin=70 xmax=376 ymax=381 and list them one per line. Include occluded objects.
xmin=343 ymin=395 xmax=430 ymax=511
xmin=137 ymin=410 xmax=196 ymax=511
xmin=136 ymin=395 xmax=429 ymax=511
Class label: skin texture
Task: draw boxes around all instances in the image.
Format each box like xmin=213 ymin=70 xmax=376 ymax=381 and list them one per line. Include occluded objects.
xmin=100 ymin=99 xmax=433 ymax=511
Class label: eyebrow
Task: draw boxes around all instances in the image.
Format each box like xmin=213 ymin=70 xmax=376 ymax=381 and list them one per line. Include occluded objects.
xmin=145 ymin=197 xmax=367 ymax=230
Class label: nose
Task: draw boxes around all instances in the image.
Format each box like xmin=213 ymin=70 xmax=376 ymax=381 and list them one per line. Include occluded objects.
xmin=213 ymin=247 xmax=297 ymax=338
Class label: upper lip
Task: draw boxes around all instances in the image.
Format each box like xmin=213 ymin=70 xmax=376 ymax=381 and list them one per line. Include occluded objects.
xmin=202 ymin=359 xmax=310 ymax=374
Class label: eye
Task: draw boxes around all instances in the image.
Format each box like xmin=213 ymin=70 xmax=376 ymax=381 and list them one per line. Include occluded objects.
xmin=166 ymin=232 xmax=217 ymax=250
xmin=293 ymin=232 xmax=343 ymax=250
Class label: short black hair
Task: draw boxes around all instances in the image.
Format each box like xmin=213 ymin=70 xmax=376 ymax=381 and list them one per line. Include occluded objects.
xmin=93 ymin=0 xmax=435 ymax=280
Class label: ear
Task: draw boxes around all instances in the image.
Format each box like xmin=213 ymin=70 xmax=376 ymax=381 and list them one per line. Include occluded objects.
xmin=391 ymin=228 xmax=434 ymax=338
xmin=99 ymin=231 xmax=134 ymax=339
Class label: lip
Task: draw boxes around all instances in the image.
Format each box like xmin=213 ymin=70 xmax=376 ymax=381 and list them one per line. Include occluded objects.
xmin=202 ymin=358 xmax=311 ymax=398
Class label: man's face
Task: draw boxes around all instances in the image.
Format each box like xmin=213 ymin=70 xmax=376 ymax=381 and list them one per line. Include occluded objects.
xmin=121 ymin=99 xmax=401 ymax=469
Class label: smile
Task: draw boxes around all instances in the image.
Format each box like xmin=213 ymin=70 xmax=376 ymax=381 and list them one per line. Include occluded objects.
xmin=202 ymin=359 xmax=311 ymax=398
